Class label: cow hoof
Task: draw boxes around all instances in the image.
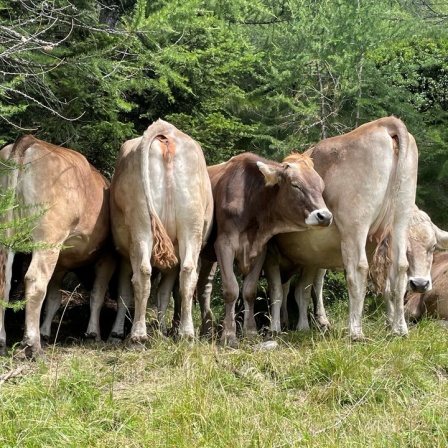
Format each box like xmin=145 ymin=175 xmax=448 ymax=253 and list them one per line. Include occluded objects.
xmin=16 ymin=343 xmax=43 ymax=361
xmin=350 ymin=334 xmax=366 ymax=343
xmin=40 ymin=335 xmax=50 ymax=347
xmin=125 ymin=340 xmax=147 ymax=351
xmin=84 ymin=332 xmax=101 ymax=342
xmin=0 ymin=342 xmax=7 ymax=357
xmin=108 ymin=332 xmax=125 ymax=344
xmin=220 ymin=337 xmax=239 ymax=349
xmin=316 ymin=319 xmax=331 ymax=332
xmin=253 ymin=340 xmax=279 ymax=352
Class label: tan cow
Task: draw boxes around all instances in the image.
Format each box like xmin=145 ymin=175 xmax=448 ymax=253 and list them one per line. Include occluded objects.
xmin=405 ymin=251 xmax=448 ymax=321
xmin=197 ymin=152 xmax=333 ymax=346
xmin=0 ymin=135 xmax=115 ymax=358
xmin=275 ymin=207 xmax=448 ymax=332
xmin=264 ymin=117 xmax=419 ymax=340
xmin=109 ymin=119 xmax=213 ymax=343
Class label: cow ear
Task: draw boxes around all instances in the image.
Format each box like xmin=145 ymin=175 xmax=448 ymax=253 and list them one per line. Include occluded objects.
xmin=257 ymin=161 xmax=280 ymax=186
xmin=433 ymin=223 xmax=448 ymax=250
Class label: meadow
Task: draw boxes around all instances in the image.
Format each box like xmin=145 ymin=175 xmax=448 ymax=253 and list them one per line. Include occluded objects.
xmin=0 ymin=295 xmax=447 ymax=448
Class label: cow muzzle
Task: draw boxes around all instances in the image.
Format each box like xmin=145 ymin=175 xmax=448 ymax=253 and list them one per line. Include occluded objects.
xmin=305 ymin=208 xmax=333 ymax=227
xmin=408 ymin=277 xmax=432 ymax=294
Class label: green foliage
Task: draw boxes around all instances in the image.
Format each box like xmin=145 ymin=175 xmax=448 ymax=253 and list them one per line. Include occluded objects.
xmin=0 ymin=163 xmax=48 ymax=254
xmin=1 ymin=0 xmax=448 ymax=203
xmin=370 ymin=36 xmax=448 ymax=226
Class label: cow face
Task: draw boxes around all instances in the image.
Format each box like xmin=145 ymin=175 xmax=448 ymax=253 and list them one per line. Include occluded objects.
xmin=257 ymin=157 xmax=333 ymax=228
xmin=406 ymin=209 xmax=436 ymax=293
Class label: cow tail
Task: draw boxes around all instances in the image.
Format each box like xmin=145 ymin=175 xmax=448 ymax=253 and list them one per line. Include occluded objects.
xmin=370 ymin=119 xmax=410 ymax=292
xmin=370 ymin=234 xmax=391 ymax=293
xmin=140 ymin=122 xmax=178 ymax=269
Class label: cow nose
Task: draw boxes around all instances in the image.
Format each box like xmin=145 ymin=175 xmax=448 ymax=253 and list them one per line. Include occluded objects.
xmin=316 ymin=209 xmax=333 ymax=226
xmin=409 ymin=278 xmax=430 ymax=293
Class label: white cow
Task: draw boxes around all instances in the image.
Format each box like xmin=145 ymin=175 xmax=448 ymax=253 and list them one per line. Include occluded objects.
xmin=274 ymin=207 xmax=448 ymax=332
xmin=109 ymin=120 xmax=213 ymax=343
xmin=265 ymin=117 xmax=419 ymax=340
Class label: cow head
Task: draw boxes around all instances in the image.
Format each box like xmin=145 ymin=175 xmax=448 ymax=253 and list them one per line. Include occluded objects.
xmin=257 ymin=154 xmax=333 ymax=229
xmin=406 ymin=208 xmax=436 ymax=293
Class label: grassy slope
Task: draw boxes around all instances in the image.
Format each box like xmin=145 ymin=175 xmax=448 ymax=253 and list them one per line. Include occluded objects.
xmin=0 ymin=300 xmax=447 ymax=448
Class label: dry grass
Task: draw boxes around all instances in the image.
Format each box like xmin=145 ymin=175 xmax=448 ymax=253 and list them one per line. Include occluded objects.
xmin=0 ymin=298 xmax=447 ymax=447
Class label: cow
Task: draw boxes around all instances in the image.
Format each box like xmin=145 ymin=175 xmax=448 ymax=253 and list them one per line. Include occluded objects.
xmin=273 ymin=207 xmax=448 ymax=332
xmin=0 ymin=135 xmax=115 ymax=358
xmin=197 ymin=152 xmax=333 ymax=346
xmin=405 ymin=251 xmax=448 ymax=321
xmin=108 ymin=119 xmax=213 ymax=344
xmin=263 ymin=117 xmax=419 ymax=340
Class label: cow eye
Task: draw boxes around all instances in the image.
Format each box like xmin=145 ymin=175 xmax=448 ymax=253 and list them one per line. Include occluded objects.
xmin=292 ymin=184 xmax=304 ymax=193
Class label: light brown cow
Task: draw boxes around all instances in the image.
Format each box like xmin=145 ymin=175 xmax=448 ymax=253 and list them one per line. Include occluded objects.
xmin=405 ymin=251 xmax=448 ymax=321
xmin=109 ymin=119 xmax=213 ymax=343
xmin=0 ymin=135 xmax=115 ymax=358
xmin=264 ymin=117 xmax=419 ymax=340
xmin=198 ymin=152 xmax=333 ymax=346
xmin=274 ymin=207 xmax=448 ymax=332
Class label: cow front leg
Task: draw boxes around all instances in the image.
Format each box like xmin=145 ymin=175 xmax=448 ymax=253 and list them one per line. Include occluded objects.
xmin=242 ymin=249 xmax=267 ymax=338
xmin=156 ymin=267 xmax=178 ymax=336
xmin=263 ymin=253 xmax=283 ymax=335
xmin=22 ymin=249 xmax=59 ymax=358
xmin=40 ymin=271 xmax=65 ymax=343
xmin=295 ymin=267 xmax=317 ymax=331
xmin=85 ymin=254 xmax=116 ymax=341
xmin=197 ymin=258 xmax=217 ymax=338
xmin=109 ymin=259 xmax=133 ymax=342
xmin=312 ymin=268 xmax=331 ymax=330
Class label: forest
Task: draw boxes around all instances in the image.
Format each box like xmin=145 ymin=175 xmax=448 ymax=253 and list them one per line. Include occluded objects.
xmin=1 ymin=0 xmax=448 ymax=224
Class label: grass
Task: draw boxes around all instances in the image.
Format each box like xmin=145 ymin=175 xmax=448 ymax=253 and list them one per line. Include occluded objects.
xmin=0 ymin=297 xmax=447 ymax=447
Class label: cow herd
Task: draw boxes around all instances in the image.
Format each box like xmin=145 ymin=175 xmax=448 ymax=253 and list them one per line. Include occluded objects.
xmin=0 ymin=117 xmax=446 ymax=358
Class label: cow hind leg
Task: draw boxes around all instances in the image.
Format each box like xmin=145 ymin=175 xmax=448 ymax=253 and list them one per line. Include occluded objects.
xmin=177 ymin=241 xmax=202 ymax=341
xmin=389 ymin=232 xmax=410 ymax=336
xmin=215 ymin=240 xmax=240 ymax=347
xmin=341 ymin=234 xmax=370 ymax=341
xmin=129 ymin=241 xmax=152 ymax=344
xmin=22 ymin=250 xmax=60 ymax=358
xmin=0 ymin=251 xmax=14 ymax=356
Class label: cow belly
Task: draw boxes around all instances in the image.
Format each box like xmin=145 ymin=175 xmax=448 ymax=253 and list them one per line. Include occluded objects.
xmin=276 ymin=225 xmax=345 ymax=269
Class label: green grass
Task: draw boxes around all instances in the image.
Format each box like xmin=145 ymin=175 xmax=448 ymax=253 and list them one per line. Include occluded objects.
xmin=0 ymin=299 xmax=447 ymax=447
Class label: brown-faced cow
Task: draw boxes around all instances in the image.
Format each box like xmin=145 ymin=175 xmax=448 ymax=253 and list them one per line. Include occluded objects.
xmin=198 ymin=152 xmax=332 ymax=346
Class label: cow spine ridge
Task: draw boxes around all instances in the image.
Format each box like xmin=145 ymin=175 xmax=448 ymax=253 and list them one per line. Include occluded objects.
xmin=140 ymin=120 xmax=178 ymax=269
